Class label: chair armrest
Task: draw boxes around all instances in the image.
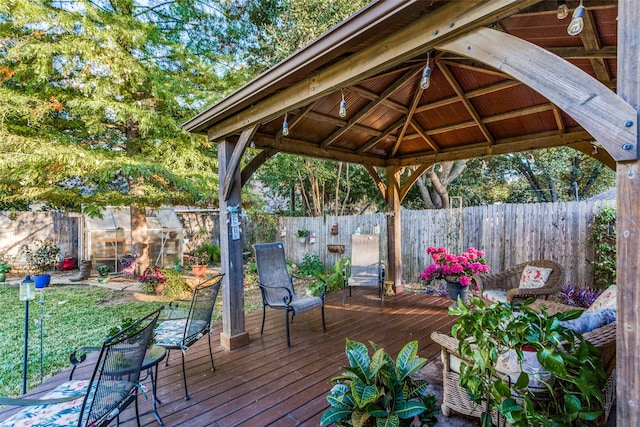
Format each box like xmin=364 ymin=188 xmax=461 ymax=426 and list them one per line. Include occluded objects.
xmin=69 ymin=346 xmax=101 ymax=380
xmin=257 ymin=282 xmax=295 ymax=305
xmin=165 ymin=299 xmax=191 ymax=320
xmin=506 ymin=283 xmax=561 ymax=303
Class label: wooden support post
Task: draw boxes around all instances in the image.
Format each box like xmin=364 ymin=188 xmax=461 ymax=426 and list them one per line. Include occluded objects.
xmin=219 ymin=137 xmax=249 ymax=350
xmin=616 ymin=1 xmax=640 ymax=424
xmin=385 ymin=166 xmax=403 ymax=293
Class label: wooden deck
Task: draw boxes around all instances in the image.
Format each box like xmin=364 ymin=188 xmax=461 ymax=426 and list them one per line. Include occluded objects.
xmin=0 ymin=289 xmax=457 ymax=426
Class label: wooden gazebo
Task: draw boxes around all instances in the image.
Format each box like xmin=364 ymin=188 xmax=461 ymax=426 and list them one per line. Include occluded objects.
xmin=184 ymin=1 xmax=639 ymax=423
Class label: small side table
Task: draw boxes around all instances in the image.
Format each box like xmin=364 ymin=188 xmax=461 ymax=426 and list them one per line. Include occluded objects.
xmin=139 ymin=345 xmax=167 ymax=426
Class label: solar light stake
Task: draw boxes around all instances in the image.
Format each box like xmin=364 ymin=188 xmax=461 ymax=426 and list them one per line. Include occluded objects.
xmin=20 ymin=275 xmax=35 ymax=395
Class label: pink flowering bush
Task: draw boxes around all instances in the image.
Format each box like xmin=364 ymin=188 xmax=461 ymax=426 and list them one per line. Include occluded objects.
xmin=138 ymin=265 xmax=167 ymax=294
xmin=418 ymin=246 xmax=490 ymax=286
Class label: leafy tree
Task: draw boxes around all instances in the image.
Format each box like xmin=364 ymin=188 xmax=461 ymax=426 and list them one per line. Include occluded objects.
xmin=0 ymin=0 xmax=244 ymax=271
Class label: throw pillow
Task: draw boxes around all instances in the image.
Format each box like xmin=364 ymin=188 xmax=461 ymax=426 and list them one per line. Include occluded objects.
xmin=587 ymin=285 xmax=617 ymax=311
xmin=559 ymin=308 xmax=617 ymax=334
xmin=519 ymin=265 xmax=554 ymax=289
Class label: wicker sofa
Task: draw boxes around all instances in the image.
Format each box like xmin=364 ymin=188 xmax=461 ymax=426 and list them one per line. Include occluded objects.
xmin=431 ymin=299 xmax=616 ymax=426
xmin=477 ymin=260 xmax=564 ymax=304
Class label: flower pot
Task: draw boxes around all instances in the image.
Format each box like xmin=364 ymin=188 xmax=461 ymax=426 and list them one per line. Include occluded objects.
xmin=496 ymin=347 xmax=554 ymax=399
xmin=298 ymin=237 xmax=307 ymax=244
xmin=98 ymin=274 xmax=110 ymax=284
xmin=446 ymin=280 xmax=469 ymax=305
xmin=191 ymin=265 xmax=207 ymax=277
xmin=33 ymin=274 xmax=51 ymax=288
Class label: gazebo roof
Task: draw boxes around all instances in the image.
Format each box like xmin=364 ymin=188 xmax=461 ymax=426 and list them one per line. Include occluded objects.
xmin=184 ymin=0 xmax=620 ymax=169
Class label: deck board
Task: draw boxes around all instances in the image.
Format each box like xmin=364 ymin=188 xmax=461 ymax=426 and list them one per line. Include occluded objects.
xmin=0 ymin=289 xmax=456 ymax=426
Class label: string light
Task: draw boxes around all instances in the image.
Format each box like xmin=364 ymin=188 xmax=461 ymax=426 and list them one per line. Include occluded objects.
xmin=557 ymin=0 xmax=569 ymax=19
xmin=339 ymin=89 xmax=347 ymax=118
xmin=282 ymin=113 xmax=289 ymax=136
xmin=567 ymin=0 xmax=585 ymax=36
xmin=420 ymin=51 xmax=432 ymax=90
xmin=592 ymin=145 xmax=599 ymax=155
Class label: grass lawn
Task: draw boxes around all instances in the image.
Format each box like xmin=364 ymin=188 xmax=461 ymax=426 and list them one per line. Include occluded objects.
xmin=0 ymin=284 xmax=164 ymax=398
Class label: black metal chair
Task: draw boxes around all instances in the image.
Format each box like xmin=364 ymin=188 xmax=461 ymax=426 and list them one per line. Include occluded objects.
xmin=0 ymin=307 xmax=162 ymax=427
xmin=254 ymin=242 xmax=326 ymax=347
xmin=343 ymin=234 xmax=385 ymax=306
xmin=154 ymin=273 xmax=223 ymax=400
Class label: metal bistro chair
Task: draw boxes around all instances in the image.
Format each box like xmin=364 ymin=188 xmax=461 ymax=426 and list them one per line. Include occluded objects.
xmin=154 ymin=273 xmax=223 ymax=401
xmin=0 ymin=307 xmax=162 ymax=427
xmin=254 ymin=242 xmax=326 ymax=347
xmin=343 ymin=234 xmax=385 ymax=306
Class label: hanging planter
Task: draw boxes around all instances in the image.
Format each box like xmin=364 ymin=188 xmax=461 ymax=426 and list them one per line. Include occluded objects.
xmin=296 ymin=229 xmax=309 ymax=244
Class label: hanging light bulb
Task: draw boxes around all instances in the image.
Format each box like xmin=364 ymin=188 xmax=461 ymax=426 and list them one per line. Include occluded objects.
xmin=592 ymin=144 xmax=599 ymax=155
xmin=556 ymin=0 xmax=569 ymax=19
xmin=420 ymin=51 xmax=432 ymax=90
xmin=339 ymin=89 xmax=347 ymax=118
xmin=567 ymin=1 xmax=585 ymax=36
xmin=282 ymin=113 xmax=289 ymax=136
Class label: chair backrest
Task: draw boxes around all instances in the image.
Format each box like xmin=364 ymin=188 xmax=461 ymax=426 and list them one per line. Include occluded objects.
xmin=254 ymin=243 xmax=295 ymax=306
xmin=79 ymin=307 xmax=162 ymax=427
xmin=349 ymin=234 xmax=380 ymax=287
xmin=183 ymin=274 xmax=223 ymax=346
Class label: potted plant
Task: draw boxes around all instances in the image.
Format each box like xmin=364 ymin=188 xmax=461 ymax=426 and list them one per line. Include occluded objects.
xmin=321 ymin=339 xmax=439 ymax=427
xmin=0 ymin=260 xmax=11 ymax=283
xmin=97 ymin=265 xmax=111 ymax=284
xmin=296 ymin=229 xmax=309 ymax=244
xmin=450 ymin=297 xmax=607 ymax=426
xmin=187 ymin=251 xmax=209 ymax=277
xmin=418 ymin=246 xmax=489 ymax=306
xmin=138 ymin=265 xmax=167 ymax=294
xmin=22 ymin=239 xmax=61 ymax=288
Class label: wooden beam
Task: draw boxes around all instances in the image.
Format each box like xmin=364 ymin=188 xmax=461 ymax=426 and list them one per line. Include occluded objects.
xmin=222 ymin=126 xmax=257 ymax=201
xmin=253 ymin=133 xmax=387 ymax=167
xmin=241 ymin=148 xmax=277 ymax=188
xmin=566 ymin=141 xmax=616 ymax=171
xmin=320 ymin=66 xmax=421 ymax=148
xmin=414 ymin=80 xmax=521 ymax=113
xmin=385 ymin=166 xmax=403 ymax=293
xmin=394 ymin=129 xmax=595 ymax=166
xmin=438 ymin=27 xmax=638 ymax=161
xmin=445 ymin=45 xmax=617 ymax=60
xmin=207 ymin=0 xmax=541 ymax=141
xmin=616 ymin=0 xmax=640 ymax=424
xmin=399 ymin=164 xmax=433 ymax=202
xmin=363 ymin=165 xmax=386 ymax=199
xmin=305 ymin=110 xmax=383 ymax=138
xmin=391 ymin=70 xmax=425 ymax=156
xmin=410 ymin=119 xmax=441 ymax=152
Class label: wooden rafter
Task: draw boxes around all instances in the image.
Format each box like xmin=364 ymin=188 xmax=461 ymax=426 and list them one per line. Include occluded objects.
xmin=319 ymin=66 xmax=421 ymax=148
xmin=305 ymin=110 xmax=383 ymax=138
xmin=241 ymin=148 xmax=277 ymax=187
xmin=410 ymin=119 xmax=440 ymax=152
xmin=414 ymin=80 xmax=521 ymax=113
xmin=391 ymin=71 xmax=425 ymax=156
xmin=581 ymin=9 xmax=612 ymax=82
xmin=348 ymin=85 xmax=409 ymax=115
xmin=357 ymin=118 xmax=406 ymax=154
xmin=438 ymin=26 xmax=637 ymax=161
xmin=438 ymin=62 xmax=494 ymax=144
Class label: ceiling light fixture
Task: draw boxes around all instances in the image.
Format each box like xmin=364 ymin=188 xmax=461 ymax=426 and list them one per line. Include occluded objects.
xmin=420 ymin=51 xmax=432 ymax=90
xmin=557 ymin=0 xmax=569 ymax=19
xmin=282 ymin=113 xmax=289 ymax=136
xmin=339 ymin=89 xmax=347 ymax=118
xmin=567 ymin=0 xmax=585 ymax=36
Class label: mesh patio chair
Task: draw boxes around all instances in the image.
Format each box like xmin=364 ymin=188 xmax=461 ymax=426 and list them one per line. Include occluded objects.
xmin=343 ymin=234 xmax=385 ymax=306
xmin=154 ymin=273 xmax=223 ymax=401
xmin=0 ymin=307 xmax=162 ymax=427
xmin=254 ymin=242 xmax=326 ymax=348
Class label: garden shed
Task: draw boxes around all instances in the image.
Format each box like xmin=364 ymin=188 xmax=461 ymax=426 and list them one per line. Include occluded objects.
xmin=83 ymin=207 xmax=183 ymax=272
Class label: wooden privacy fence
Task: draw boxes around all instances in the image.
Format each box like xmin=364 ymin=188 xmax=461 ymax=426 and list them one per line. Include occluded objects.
xmin=277 ymin=199 xmax=616 ymax=287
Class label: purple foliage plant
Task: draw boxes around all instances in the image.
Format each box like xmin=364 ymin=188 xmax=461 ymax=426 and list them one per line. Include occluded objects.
xmin=559 ymin=282 xmax=603 ymax=308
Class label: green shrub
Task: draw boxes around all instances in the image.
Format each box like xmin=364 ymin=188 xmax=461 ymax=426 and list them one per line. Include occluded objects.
xmin=298 ymin=253 xmax=326 ymax=277
xmin=588 ymin=206 xmax=616 ymax=289
xmin=161 ymin=268 xmax=190 ymax=299
xmin=197 ymin=243 xmax=221 ymax=264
